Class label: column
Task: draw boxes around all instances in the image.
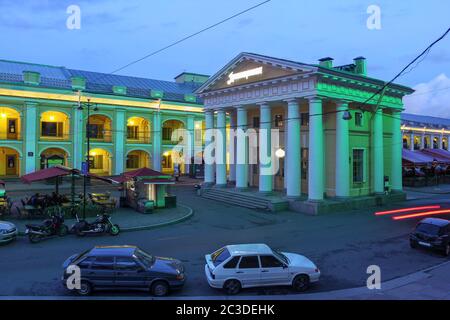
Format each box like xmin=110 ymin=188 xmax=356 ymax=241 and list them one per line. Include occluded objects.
xmin=373 ymin=107 xmax=384 ymax=194
xmin=72 ymin=105 xmax=83 ymax=170
xmin=114 ymin=109 xmax=125 ymax=175
xmin=308 ymin=97 xmax=324 ymax=201
xmin=186 ymin=115 xmax=195 ymax=174
xmin=228 ymin=110 xmax=237 ymax=183
xmin=259 ymin=102 xmax=273 ymax=193
xmin=24 ymin=102 xmax=37 ymax=174
xmin=439 ymin=134 xmax=444 ymax=149
xmin=421 ymin=133 xmax=425 ymax=149
xmin=409 ymin=133 xmax=414 ymax=150
xmin=286 ymin=99 xmax=301 ymax=198
xmin=152 ymin=111 xmax=162 ymax=171
xmin=216 ymin=110 xmax=227 ymax=186
xmin=204 ymin=110 xmax=215 ymax=185
xmin=335 ymin=101 xmax=350 ymax=198
xmin=391 ymin=110 xmax=403 ymax=192
xmin=236 ymin=106 xmax=248 ymax=189
xmin=431 ymin=134 xmax=435 ymax=149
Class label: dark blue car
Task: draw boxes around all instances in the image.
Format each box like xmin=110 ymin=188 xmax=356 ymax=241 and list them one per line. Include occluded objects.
xmin=62 ymin=245 xmax=185 ymax=296
xmin=410 ymin=218 xmax=450 ymax=256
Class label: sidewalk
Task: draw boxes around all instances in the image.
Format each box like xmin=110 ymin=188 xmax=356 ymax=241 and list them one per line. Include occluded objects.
xmin=8 ymin=204 xmax=193 ymax=234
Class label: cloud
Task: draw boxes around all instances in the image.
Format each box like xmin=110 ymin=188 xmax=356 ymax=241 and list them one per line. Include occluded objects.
xmin=403 ymin=73 xmax=450 ymax=117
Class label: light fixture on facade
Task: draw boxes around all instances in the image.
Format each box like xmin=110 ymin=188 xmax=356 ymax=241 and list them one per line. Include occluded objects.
xmin=49 ymin=115 xmax=55 ymax=121
xmin=0 ymin=113 xmax=6 ymax=118
xmin=342 ymin=111 xmax=352 ymax=121
xmin=275 ymin=148 xmax=285 ymax=158
xmin=128 ymin=120 xmax=135 ymax=126
xmin=163 ymin=151 xmax=170 ymax=157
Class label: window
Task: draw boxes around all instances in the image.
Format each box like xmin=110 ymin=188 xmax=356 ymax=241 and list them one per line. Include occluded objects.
xmin=126 ymin=155 xmax=139 ymax=169
xmin=41 ymin=122 xmax=63 ymax=137
xmin=115 ymin=257 xmax=141 ymax=271
xmin=162 ymin=154 xmax=172 ymax=169
xmin=355 ymin=112 xmax=363 ymax=127
xmin=238 ymin=256 xmax=260 ymax=269
xmin=162 ymin=127 xmax=173 ymax=141
xmin=90 ymin=155 xmax=104 ymax=170
xmin=274 ymin=115 xmax=283 ymax=128
xmin=301 ymin=113 xmax=309 ymax=126
xmin=90 ymin=256 xmax=114 ymax=270
xmin=211 ymin=248 xmax=231 ymax=267
xmin=223 ymin=256 xmax=241 ymax=269
xmin=353 ymin=149 xmax=364 ymax=183
xmin=260 ymin=255 xmax=284 ymax=268
xmin=127 ymin=126 xmax=139 ymax=140
xmin=78 ymin=256 xmax=96 ymax=269
xmin=88 ymin=124 xmax=104 ymax=139
xmin=253 ymin=117 xmax=260 ymax=129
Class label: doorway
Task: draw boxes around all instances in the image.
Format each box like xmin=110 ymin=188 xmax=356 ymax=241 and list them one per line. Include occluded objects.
xmin=5 ymin=154 xmax=17 ymax=176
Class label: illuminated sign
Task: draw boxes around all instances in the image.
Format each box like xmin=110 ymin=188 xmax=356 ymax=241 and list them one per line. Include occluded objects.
xmin=227 ymin=67 xmax=263 ymax=85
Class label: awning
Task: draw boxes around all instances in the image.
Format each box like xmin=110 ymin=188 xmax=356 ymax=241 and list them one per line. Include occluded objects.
xmin=123 ymin=167 xmax=166 ymax=178
xmin=21 ymin=166 xmax=74 ymax=183
xmin=112 ymin=167 xmax=173 ymax=184
xmin=141 ymin=178 xmax=175 ymax=185
xmin=421 ymin=149 xmax=450 ymax=161
xmin=0 ymin=180 xmax=5 ymax=186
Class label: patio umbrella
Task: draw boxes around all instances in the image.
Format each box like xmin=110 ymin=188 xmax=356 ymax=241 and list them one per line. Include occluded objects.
xmin=21 ymin=166 xmax=76 ymax=194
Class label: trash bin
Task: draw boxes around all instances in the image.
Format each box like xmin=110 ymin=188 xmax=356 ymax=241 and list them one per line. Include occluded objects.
xmin=144 ymin=200 xmax=155 ymax=214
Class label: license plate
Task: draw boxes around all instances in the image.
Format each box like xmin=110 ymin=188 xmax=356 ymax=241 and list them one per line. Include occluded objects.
xmin=419 ymin=241 xmax=431 ymax=247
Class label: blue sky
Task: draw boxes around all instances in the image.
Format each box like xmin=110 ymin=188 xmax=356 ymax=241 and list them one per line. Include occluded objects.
xmin=0 ymin=0 xmax=449 ymax=115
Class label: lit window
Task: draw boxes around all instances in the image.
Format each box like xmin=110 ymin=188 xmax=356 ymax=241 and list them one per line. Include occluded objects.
xmin=88 ymin=124 xmax=104 ymax=139
xmin=274 ymin=114 xmax=283 ymax=128
xmin=127 ymin=126 xmax=139 ymax=140
xmin=353 ymin=149 xmax=364 ymax=183
xmin=41 ymin=122 xmax=63 ymax=137
xmin=126 ymin=155 xmax=140 ymax=169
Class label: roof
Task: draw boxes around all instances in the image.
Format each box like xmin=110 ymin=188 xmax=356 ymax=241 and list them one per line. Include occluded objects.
xmin=111 ymin=167 xmax=173 ymax=184
xmin=0 ymin=59 xmax=203 ymax=104
xmin=89 ymin=245 xmax=137 ymax=257
xmin=402 ymin=113 xmax=450 ymax=128
xmin=226 ymin=244 xmax=272 ymax=256
xmin=419 ymin=218 xmax=450 ymax=227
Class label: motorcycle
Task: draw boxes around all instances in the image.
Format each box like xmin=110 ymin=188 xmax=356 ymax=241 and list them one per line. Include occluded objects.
xmin=25 ymin=211 xmax=68 ymax=243
xmin=71 ymin=213 xmax=120 ymax=237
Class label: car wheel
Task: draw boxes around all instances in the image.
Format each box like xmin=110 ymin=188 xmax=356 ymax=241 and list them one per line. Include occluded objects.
xmin=443 ymin=244 xmax=450 ymax=257
xmin=76 ymin=281 xmax=92 ymax=296
xmin=151 ymin=281 xmax=169 ymax=297
xmin=292 ymin=274 xmax=310 ymax=292
xmin=410 ymin=240 xmax=418 ymax=249
xmin=223 ymin=279 xmax=241 ymax=295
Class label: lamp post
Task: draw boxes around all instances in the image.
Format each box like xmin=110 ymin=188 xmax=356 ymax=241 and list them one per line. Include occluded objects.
xmin=78 ymin=98 xmax=98 ymax=219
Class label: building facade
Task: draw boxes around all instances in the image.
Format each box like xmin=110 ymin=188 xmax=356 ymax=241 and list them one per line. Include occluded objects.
xmin=196 ymin=52 xmax=414 ymax=212
xmin=402 ymin=113 xmax=450 ymax=151
xmin=0 ymin=59 xmax=207 ymax=178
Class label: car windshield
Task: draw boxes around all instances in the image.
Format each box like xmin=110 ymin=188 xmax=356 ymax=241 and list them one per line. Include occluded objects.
xmin=72 ymin=250 xmax=90 ymax=264
xmin=416 ymin=223 xmax=442 ymax=236
xmin=211 ymin=247 xmax=231 ymax=267
xmin=272 ymin=249 xmax=289 ymax=264
xmin=134 ymin=249 xmax=155 ymax=268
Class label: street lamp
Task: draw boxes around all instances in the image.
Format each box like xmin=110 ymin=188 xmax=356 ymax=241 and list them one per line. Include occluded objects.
xmin=78 ymin=98 xmax=99 ymax=220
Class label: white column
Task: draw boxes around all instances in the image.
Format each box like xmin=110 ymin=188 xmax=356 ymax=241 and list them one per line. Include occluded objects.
xmin=421 ymin=133 xmax=425 ymax=149
xmin=152 ymin=111 xmax=162 ymax=171
xmin=24 ymin=102 xmax=37 ymax=174
xmin=114 ymin=109 xmax=125 ymax=175
xmin=259 ymin=102 xmax=272 ymax=193
xmin=373 ymin=107 xmax=384 ymax=194
xmin=409 ymin=133 xmax=414 ymax=151
xmin=286 ymin=99 xmax=301 ymax=198
xmin=229 ymin=110 xmax=237 ymax=183
xmin=431 ymin=134 xmax=435 ymax=149
xmin=236 ymin=106 xmax=248 ymax=189
xmin=439 ymin=134 xmax=444 ymax=149
xmin=391 ymin=110 xmax=403 ymax=192
xmin=72 ymin=105 xmax=83 ymax=170
xmin=308 ymin=97 xmax=324 ymax=201
xmin=204 ymin=110 xmax=215 ymax=185
xmin=335 ymin=101 xmax=350 ymax=198
xmin=216 ymin=110 xmax=227 ymax=186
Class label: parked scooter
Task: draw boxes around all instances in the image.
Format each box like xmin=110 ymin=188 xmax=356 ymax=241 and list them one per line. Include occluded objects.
xmin=71 ymin=213 xmax=120 ymax=237
xmin=25 ymin=210 xmax=68 ymax=243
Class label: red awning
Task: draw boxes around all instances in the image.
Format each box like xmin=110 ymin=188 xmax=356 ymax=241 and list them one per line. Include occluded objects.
xmin=123 ymin=167 xmax=165 ymax=178
xmin=21 ymin=166 xmax=74 ymax=184
xmin=0 ymin=180 xmax=5 ymax=186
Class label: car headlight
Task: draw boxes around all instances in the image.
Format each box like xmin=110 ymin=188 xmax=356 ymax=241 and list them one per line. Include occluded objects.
xmin=176 ymin=273 xmax=185 ymax=280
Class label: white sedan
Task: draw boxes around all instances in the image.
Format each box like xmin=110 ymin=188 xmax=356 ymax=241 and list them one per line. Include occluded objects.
xmin=204 ymin=243 xmax=320 ymax=295
xmin=0 ymin=221 xmax=18 ymax=244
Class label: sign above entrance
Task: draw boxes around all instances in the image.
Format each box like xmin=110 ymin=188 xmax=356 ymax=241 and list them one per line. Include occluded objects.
xmin=227 ymin=67 xmax=263 ymax=85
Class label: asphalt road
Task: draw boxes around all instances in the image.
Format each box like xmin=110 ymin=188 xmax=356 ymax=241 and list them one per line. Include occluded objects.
xmin=0 ymin=186 xmax=449 ymax=297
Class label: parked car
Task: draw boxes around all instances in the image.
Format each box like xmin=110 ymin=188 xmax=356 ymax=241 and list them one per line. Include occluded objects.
xmin=410 ymin=218 xmax=450 ymax=256
xmin=204 ymin=244 xmax=320 ymax=295
xmin=0 ymin=221 xmax=18 ymax=244
xmin=61 ymin=245 xmax=185 ymax=296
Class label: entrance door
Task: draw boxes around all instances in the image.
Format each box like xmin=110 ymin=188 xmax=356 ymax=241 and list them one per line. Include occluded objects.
xmin=5 ymin=154 xmax=17 ymax=176
xmin=7 ymin=118 xmax=18 ymax=140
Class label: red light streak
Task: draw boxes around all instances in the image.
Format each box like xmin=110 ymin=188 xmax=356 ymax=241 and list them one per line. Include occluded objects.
xmin=392 ymin=209 xmax=450 ymax=220
xmin=375 ymin=205 xmax=441 ymax=216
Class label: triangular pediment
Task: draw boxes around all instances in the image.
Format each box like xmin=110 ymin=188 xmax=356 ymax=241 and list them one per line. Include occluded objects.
xmin=196 ymin=52 xmax=317 ymax=94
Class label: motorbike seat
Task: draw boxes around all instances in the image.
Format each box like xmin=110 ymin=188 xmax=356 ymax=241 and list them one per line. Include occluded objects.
xmin=26 ymin=224 xmax=42 ymax=229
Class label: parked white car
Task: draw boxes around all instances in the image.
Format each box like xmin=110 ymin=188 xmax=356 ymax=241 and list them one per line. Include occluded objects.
xmin=0 ymin=221 xmax=18 ymax=244
xmin=204 ymin=244 xmax=320 ymax=294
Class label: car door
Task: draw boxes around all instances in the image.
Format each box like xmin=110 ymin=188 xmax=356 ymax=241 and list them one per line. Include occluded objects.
xmin=88 ymin=256 xmax=116 ymax=287
xmin=259 ymin=255 xmax=290 ymax=286
xmin=114 ymin=257 xmax=146 ymax=288
xmin=236 ymin=255 xmax=261 ymax=288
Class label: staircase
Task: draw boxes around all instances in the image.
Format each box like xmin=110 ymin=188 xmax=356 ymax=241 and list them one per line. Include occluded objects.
xmin=201 ymin=188 xmax=288 ymax=211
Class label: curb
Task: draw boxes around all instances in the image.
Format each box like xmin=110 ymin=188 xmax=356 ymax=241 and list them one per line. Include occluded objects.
xmin=15 ymin=204 xmax=194 ymax=237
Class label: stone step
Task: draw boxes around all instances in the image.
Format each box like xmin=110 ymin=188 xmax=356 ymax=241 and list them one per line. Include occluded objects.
xmin=202 ymin=189 xmax=272 ymax=205
xmin=202 ymin=190 xmax=269 ymax=210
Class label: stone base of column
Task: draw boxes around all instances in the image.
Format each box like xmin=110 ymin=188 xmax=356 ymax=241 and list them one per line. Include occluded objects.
xmin=235 ymin=187 xmax=249 ymax=192
xmin=258 ymin=191 xmax=273 ymax=196
xmin=202 ymin=182 xmax=214 ymax=188
xmin=215 ymin=184 xmax=228 ymax=188
xmin=286 ymin=195 xmax=302 ymax=201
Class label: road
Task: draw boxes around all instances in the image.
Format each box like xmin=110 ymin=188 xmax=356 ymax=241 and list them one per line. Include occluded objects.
xmin=0 ymin=185 xmax=449 ymax=297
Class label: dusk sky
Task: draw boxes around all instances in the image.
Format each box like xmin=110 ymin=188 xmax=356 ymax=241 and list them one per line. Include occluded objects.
xmin=1 ymin=0 xmax=449 ymax=116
